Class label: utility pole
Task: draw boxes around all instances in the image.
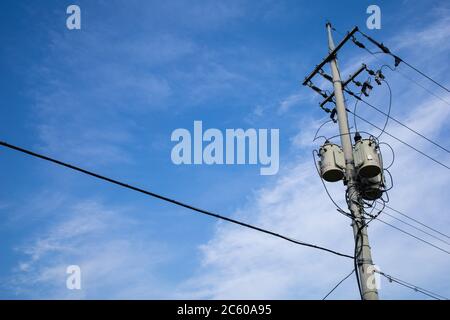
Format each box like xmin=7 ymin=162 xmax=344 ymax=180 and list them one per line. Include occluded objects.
xmin=303 ymin=23 xmax=380 ymax=299
xmin=325 ymin=22 xmax=379 ymax=300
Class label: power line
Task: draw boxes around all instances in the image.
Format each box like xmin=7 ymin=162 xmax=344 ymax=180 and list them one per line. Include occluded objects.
xmin=322 ymin=269 xmax=355 ymax=300
xmin=381 ymin=211 xmax=450 ymax=246
xmin=347 ymin=109 xmax=450 ymax=170
xmin=308 ymin=23 xmax=449 ymax=301
xmin=356 ymin=30 xmax=450 ymax=94
xmin=0 ymin=140 xmax=354 ymax=260
xmin=373 ymin=217 xmax=450 ymax=255
xmin=382 ymin=63 xmax=450 ymax=107
xmin=351 ymin=90 xmax=450 ymax=154
xmin=376 ymin=79 xmax=392 ymax=140
xmin=398 ymin=59 xmax=450 ymax=94
xmin=375 ymin=270 xmax=449 ymax=300
xmin=334 ymin=25 xmax=450 ymax=106
xmin=382 ymin=204 xmax=450 ymax=240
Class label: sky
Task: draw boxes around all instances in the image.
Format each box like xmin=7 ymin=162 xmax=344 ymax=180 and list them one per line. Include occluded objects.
xmin=0 ymin=0 xmax=449 ymax=299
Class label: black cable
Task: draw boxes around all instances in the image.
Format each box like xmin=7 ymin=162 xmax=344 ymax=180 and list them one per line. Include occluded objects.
xmin=383 ymin=168 xmax=394 ymax=192
xmin=353 ymin=225 xmax=364 ymax=300
xmin=0 ymin=141 xmax=354 ymax=260
xmin=350 ymin=75 xmax=391 ymax=140
xmin=381 ymin=61 xmax=450 ymax=107
xmin=381 ymin=210 xmax=450 ymax=246
xmin=325 ymin=130 xmax=376 ymax=143
xmin=313 ymin=144 xmax=364 ymax=298
xmin=313 ymin=138 xmax=366 ymax=299
xmin=373 ymin=217 xmax=450 ymax=255
xmin=351 ymin=201 xmax=382 ymax=300
xmin=353 ymin=90 xmax=365 ymax=132
xmin=352 ymin=90 xmax=450 ymax=154
xmin=357 ymin=30 xmax=450 ymax=93
xmin=379 ymin=142 xmax=395 ymax=169
xmin=375 ymin=270 xmax=449 ymax=300
xmin=344 ymin=27 xmax=450 ymax=106
xmin=347 ymin=110 xmax=450 ymax=170
xmin=322 ymin=269 xmax=355 ymax=300
xmin=312 ymin=150 xmax=352 ymax=218
xmin=401 ymin=59 xmax=450 ymax=94
xmin=376 ymin=79 xmax=392 ymax=139
xmin=313 ymin=119 xmax=334 ymax=142
xmin=381 ymin=204 xmax=450 ymax=240
xmin=347 ymin=184 xmax=378 ymax=300
xmin=395 ymin=68 xmax=450 ymax=106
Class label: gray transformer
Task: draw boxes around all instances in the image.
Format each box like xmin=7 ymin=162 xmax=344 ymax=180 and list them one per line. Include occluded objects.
xmin=318 ymin=142 xmax=345 ymax=182
xmin=353 ymin=139 xmax=382 ymax=178
xmin=359 ymin=173 xmax=385 ymax=200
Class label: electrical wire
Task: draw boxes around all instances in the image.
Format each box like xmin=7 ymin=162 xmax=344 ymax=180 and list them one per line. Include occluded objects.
xmin=379 ymin=142 xmax=395 ymax=170
xmin=336 ymin=25 xmax=450 ymax=106
xmin=348 ymin=109 xmax=450 ymax=170
xmin=313 ymin=144 xmax=365 ymax=299
xmin=380 ymin=63 xmax=450 ymax=107
xmin=313 ymin=144 xmax=366 ymax=299
xmin=325 ymin=130 xmax=376 ymax=143
xmin=351 ymin=203 xmax=383 ymax=300
xmin=350 ymin=89 xmax=450 ymax=154
xmin=375 ymin=270 xmax=449 ymax=300
xmin=347 ymin=186 xmax=383 ymax=301
xmin=313 ymin=119 xmax=334 ymax=142
xmin=322 ymin=269 xmax=355 ymax=300
xmin=350 ymin=76 xmax=391 ymax=141
xmin=382 ymin=168 xmax=394 ymax=192
xmin=319 ymin=24 xmax=449 ymax=300
xmin=376 ymin=79 xmax=392 ymax=140
xmin=372 ymin=217 xmax=450 ymax=255
xmin=399 ymin=59 xmax=450 ymax=94
xmin=382 ymin=204 xmax=450 ymax=240
xmin=353 ymin=225 xmax=364 ymax=300
xmin=380 ymin=210 xmax=450 ymax=246
xmin=353 ymin=90 xmax=365 ymax=132
xmin=356 ymin=30 xmax=450 ymax=94
xmin=0 ymin=140 xmax=354 ymax=260
xmin=312 ymin=150 xmax=352 ymax=218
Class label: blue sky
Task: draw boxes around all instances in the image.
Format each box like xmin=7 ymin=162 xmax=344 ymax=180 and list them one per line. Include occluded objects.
xmin=0 ymin=0 xmax=449 ymax=299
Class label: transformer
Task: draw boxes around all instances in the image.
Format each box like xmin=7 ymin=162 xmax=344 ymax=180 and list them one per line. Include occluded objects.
xmin=318 ymin=142 xmax=345 ymax=182
xmin=360 ymin=173 xmax=385 ymax=200
xmin=353 ymin=138 xmax=381 ymax=179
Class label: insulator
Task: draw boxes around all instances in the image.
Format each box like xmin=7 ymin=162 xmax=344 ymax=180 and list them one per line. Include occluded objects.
xmin=362 ymin=81 xmax=373 ymax=96
xmin=376 ymin=70 xmax=385 ymax=80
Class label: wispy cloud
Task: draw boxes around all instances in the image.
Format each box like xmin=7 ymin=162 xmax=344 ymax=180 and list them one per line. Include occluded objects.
xmin=7 ymin=198 xmax=172 ymax=299
xmin=178 ymin=10 xmax=450 ymax=299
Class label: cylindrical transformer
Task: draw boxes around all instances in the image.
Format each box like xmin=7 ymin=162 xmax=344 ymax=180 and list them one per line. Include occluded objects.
xmin=319 ymin=142 xmax=345 ymax=182
xmin=353 ymin=139 xmax=381 ymax=178
xmin=360 ymin=173 xmax=384 ymax=201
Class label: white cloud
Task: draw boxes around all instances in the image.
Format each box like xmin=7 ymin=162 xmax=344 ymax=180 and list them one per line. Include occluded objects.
xmin=8 ymin=199 xmax=172 ymax=299
xmin=278 ymin=93 xmax=312 ymax=114
xmin=178 ymin=11 xmax=450 ymax=299
xmin=7 ymin=1 xmax=450 ymax=300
